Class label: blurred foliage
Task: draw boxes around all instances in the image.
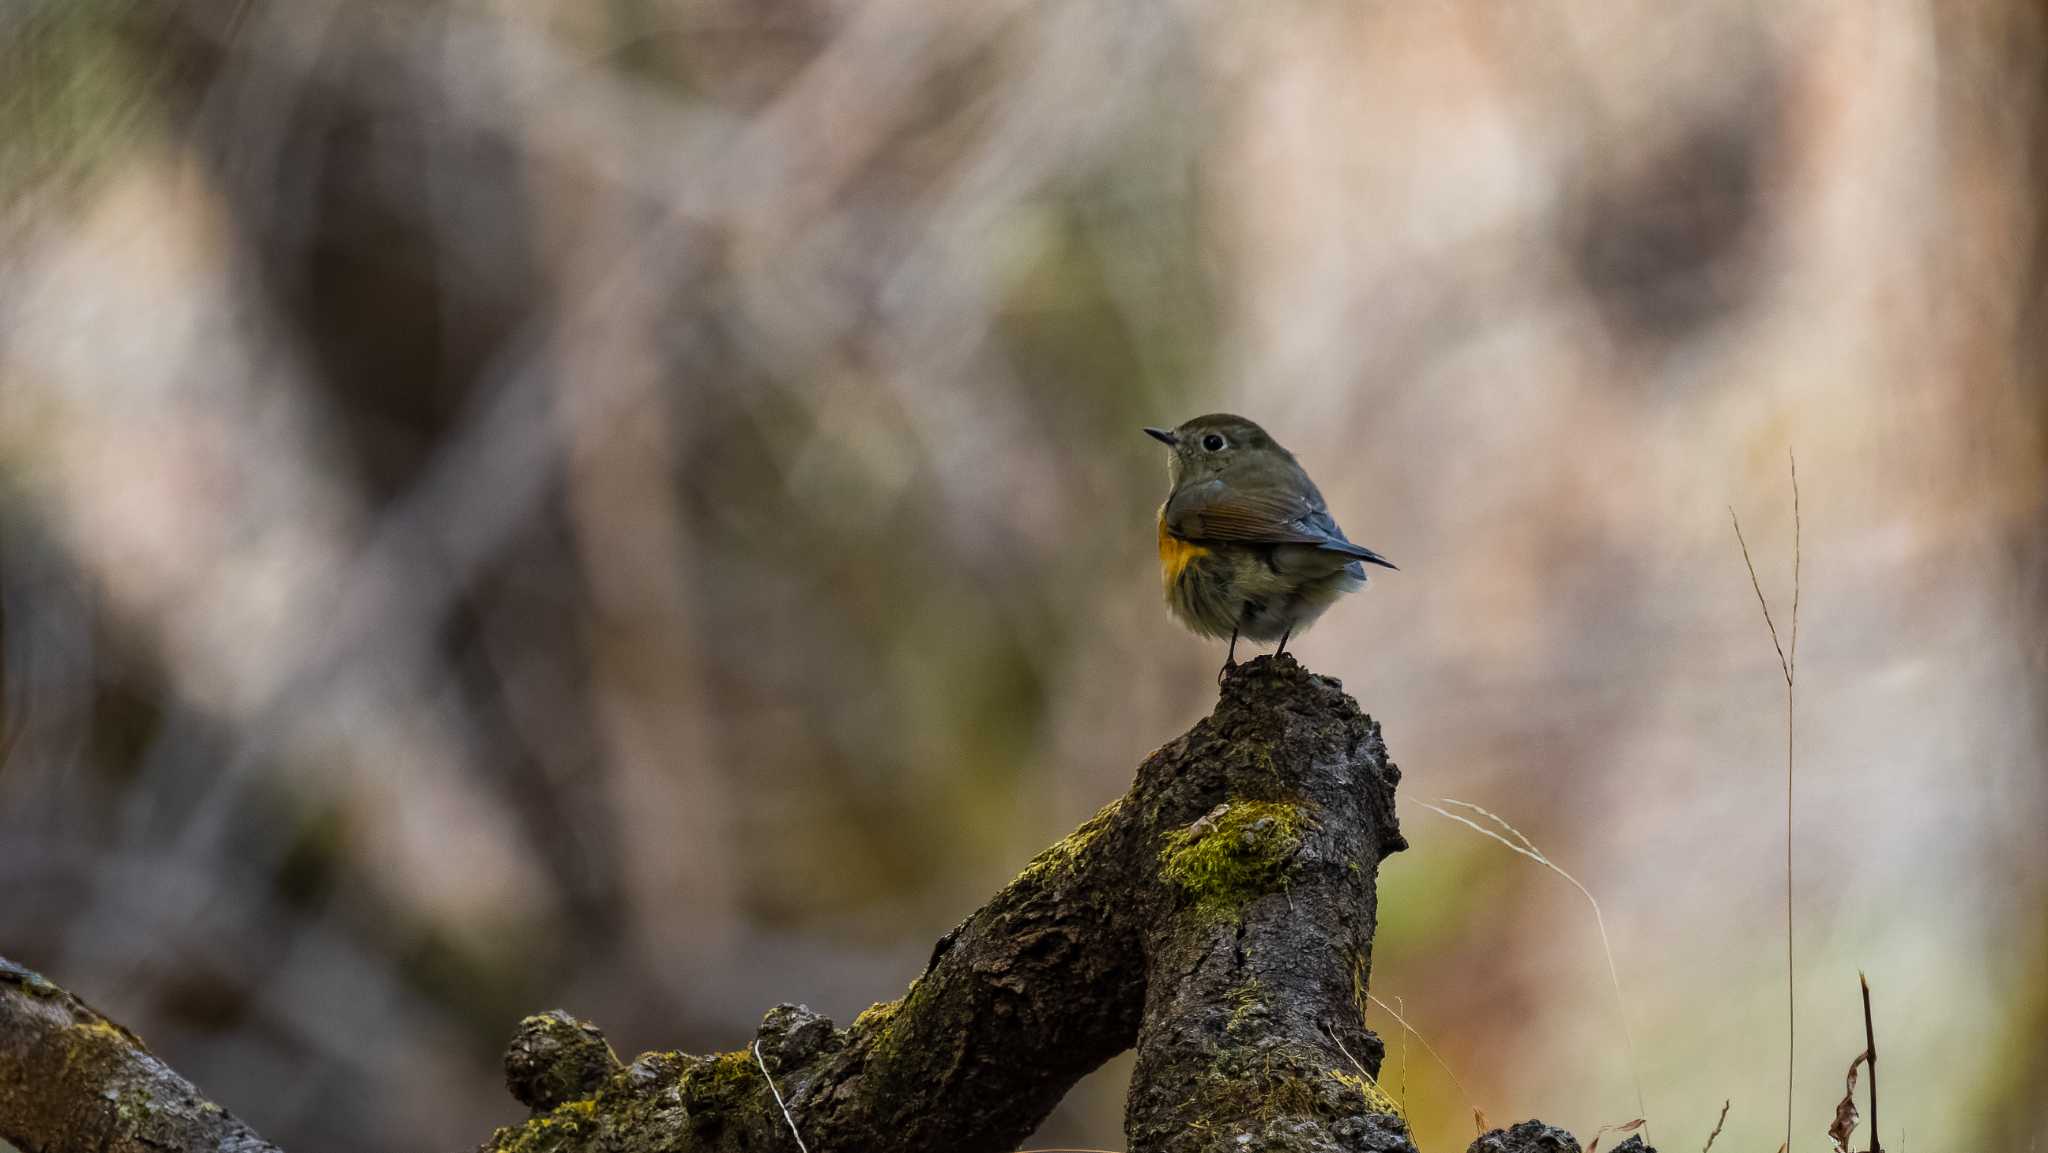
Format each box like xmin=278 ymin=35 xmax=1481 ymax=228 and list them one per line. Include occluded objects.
xmin=0 ymin=0 xmax=155 ymax=202
xmin=1 ymin=3 xmax=2045 ymax=1152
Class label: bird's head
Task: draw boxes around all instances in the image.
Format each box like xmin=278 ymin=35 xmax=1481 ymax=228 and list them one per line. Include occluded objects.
xmin=1143 ymin=413 xmax=1289 ymax=488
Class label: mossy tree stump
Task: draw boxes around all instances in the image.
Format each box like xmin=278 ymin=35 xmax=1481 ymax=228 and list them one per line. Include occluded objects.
xmin=0 ymin=657 xmax=1634 ymax=1153
xmin=471 ymin=655 xmax=1414 ymax=1153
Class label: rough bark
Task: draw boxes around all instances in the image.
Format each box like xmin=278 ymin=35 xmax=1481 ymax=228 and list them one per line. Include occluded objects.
xmin=1122 ymin=658 xmax=1410 ymax=1152
xmin=1466 ymin=1121 xmax=1653 ymax=1153
xmin=0 ymin=957 xmax=281 ymax=1153
xmin=0 ymin=656 xmax=1636 ymax=1153
xmin=468 ymin=655 xmax=1414 ymax=1153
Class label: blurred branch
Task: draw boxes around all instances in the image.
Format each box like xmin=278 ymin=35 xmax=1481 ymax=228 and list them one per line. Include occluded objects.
xmin=0 ymin=957 xmax=282 ymax=1153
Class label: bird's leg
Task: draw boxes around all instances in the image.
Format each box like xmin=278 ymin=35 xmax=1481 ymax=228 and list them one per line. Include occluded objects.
xmin=1218 ymin=627 xmax=1240 ymax=684
xmin=1275 ymin=626 xmax=1293 ymax=660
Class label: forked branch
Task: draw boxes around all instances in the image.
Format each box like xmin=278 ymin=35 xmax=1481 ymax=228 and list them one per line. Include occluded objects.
xmin=0 ymin=659 xmax=1635 ymax=1153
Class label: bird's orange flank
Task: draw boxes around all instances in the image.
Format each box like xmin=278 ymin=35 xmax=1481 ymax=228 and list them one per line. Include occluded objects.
xmin=1156 ymin=507 xmax=1209 ymax=593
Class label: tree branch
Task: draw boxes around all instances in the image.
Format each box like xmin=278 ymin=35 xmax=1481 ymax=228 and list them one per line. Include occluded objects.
xmin=0 ymin=657 xmax=1636 ymax=1153
xmin=0 ymin=957 xmax=282 ymax=1153
xmin=472 ymin=656 xmax=1413 ymax=1153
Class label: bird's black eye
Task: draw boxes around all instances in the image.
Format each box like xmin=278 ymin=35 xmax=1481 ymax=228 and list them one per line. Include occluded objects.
xmin=1202 ymin=433 xmax=1226 ymax=452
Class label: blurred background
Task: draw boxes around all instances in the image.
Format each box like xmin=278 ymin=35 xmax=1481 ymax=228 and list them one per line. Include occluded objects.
xmin=2 ymin=2 xmax=2044 ymax=1150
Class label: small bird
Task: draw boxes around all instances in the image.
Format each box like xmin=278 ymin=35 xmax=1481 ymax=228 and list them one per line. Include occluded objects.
xmin=1145 ymin=414 xmax=1395 ymax=678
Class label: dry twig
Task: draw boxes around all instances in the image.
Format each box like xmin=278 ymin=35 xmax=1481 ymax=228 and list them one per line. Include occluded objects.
xmin=1860 ymin=972 xmax=1880 ymax=1153
xmin=1701 ymin=1099 xmax=1730 ymax=1153
xmin=1731 ymin=448 xmax=1800 ymax=1153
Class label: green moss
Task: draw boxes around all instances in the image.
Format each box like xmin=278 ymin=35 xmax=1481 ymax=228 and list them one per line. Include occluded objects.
xmin=1225 ymin=979 xmax=1269 ymax=1038
xmin=489 ymin=1098 xmax=601 ymax=1153
xmin=668 ymin=1049 xmax=772 ymax=1139
xmin=863 ymin=977 xmax=938 ymax=1068
xmin=69 ymin=1018 xmax=127 ymax=1044
xmin=1159 ymin=800 xmax=1310 ymax=908
xmin=1331 ymin=1067 xmax=1403 ymax=1118
xmin=680 ymin=1049 xmax=759 ymax=1108
xmin=1191 ymin=1037 xmax=1403 ymax=1139
xmin=484 ymin=1045 xmax=770 ymax=1153
xmin=505 ymin=1011 xmax=617 ymax=1110
xmin=1015 ymin=799 xmax=1120 ymax=885
xmin=1191 ymin=1044 xmax=1319 ymax=1124
xmin=585 ymin=1052 xmax=692 ymax=1133
xmin=1231 ymin=1068 xmax=1318 ymax=1116
xmin=113 ymin=1084 xmax=159 ymax=1125
xmin=62 ymin=1015 xmax=139 ymax=1068
xmin=1213 ymin=982 xmax=1400 ymax=1121
xmin=623 ymin=1049 xmax=690 ymax=1070
xmin=851 ymin=999 xmax=901 ymax=1033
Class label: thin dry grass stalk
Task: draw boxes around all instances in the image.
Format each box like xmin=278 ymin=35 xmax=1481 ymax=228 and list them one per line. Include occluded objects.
xmin=1586 ymin=1118 xmax=1645 ymax=1153
xmin=1396 ymin=993 xmax=1409 ymax=1115
xmin=1418 ymin=798 xmax=1648 ymax=1133
xmin=1366 ymin=991 xmax=1488 ymax=1136
xmin=1730 ymin=448 xmax=1800 ymax=1153
xmin=752 ymin=1040 xmax=811 ymax=1153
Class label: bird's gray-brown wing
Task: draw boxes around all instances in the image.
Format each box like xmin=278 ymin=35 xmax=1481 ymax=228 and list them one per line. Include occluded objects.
xmin=1164 ymin=477 xmax=1396 ymax=569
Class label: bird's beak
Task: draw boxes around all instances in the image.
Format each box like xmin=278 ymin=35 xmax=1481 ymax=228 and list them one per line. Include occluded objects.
xmin=1143 ymin=426 xmax=1178 ymax=446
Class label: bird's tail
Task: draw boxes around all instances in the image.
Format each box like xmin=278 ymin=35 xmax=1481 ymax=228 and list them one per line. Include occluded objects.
xmin=1321 ymin=539 xmax=1397 ymax=570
